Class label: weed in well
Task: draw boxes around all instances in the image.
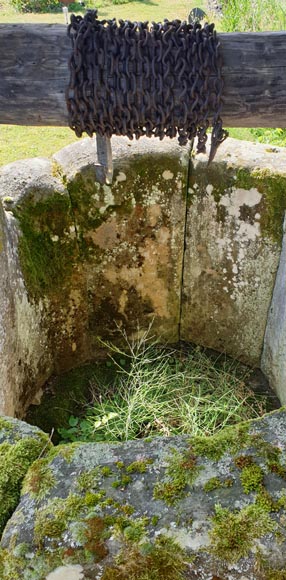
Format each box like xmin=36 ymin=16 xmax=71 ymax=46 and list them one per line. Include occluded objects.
xmin=57 ymin=329 xmax=267 ymax=444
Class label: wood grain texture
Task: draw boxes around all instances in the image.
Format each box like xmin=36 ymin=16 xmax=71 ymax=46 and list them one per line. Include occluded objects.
xmin=0 ymin=25 xmax=286 ymax=128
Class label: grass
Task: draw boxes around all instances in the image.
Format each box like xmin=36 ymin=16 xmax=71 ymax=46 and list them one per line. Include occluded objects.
xmin=0 ymin=0 xmax=206 ymax=23
xmin=58 ymin=327 xmax=267 ymax=444
xmin=220 ymin=0 xmax=286 ymax=32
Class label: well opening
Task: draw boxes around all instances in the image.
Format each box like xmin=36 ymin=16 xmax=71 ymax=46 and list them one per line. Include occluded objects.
xmin=0 ymin=135 xmax=284 ymax=442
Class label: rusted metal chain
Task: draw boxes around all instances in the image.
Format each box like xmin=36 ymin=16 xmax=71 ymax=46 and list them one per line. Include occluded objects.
xmin=66 ymin=10 xmax=228 ymax=161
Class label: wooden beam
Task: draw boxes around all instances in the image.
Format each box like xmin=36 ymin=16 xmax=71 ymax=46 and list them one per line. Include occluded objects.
xmin=1 ymin=24 xmax=286 ymax=128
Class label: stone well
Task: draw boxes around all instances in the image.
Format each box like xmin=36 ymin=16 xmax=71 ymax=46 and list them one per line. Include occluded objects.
xmin=0 ymin=136 xmax=285 ymax=415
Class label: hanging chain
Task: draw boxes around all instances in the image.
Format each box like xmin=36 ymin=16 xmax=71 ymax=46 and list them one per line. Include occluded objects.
xmin=66 ymin=9 xmax=228 ymax=160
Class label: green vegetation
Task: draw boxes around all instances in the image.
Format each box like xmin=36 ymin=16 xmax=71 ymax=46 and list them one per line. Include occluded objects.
xmin=126 ymin=459 xmax=154 ymax=474
xmin=233 ymin=453 xmax=265 ymax=494
xmin=190 ymin=422 xmax=251 ymax=461
xmin=13 ymin=192 xmax=78 ymax=298
xmin=101 ymin=535 xmax=188 ymax=580
xmin=0 ymin=435 xmax=51 ymax=534
xmin=26 ymin=362 xmax=117 ymax=444
xmin=240 ymin=464 xmax=264 ymax=494
xmin=209 ymin=503 xmax=275 ymax=562
xmin=57 ymin=332 xmax=266 ymax=445
xmin=33 ymin=491 xmax=107 ymax=546
xmin=153 ymin=448 xmax=200 ymax=505
xmin=22 ymin=458 xmax=55 ymax=500
xmin=220 ymin=0 xmax=286 ymax=32
xmin=203 ymin=476 xmax=233 ymax=492
xmin=10 ymin=0 xmax=58 ymax=14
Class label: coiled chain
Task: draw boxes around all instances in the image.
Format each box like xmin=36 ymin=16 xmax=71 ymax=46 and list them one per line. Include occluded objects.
xmin=66 ymin=9 xmax=228 ymax=159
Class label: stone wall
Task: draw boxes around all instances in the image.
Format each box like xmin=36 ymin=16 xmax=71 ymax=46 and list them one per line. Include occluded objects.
xmin=182 ymin=139 xmax=286 ymax=365
xmin=0 ymin=136 xmax=285 ymax=416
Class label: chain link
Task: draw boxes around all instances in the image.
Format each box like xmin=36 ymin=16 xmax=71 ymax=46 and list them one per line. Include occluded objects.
xmin=66 ymin=9 xmax=228 ymax=160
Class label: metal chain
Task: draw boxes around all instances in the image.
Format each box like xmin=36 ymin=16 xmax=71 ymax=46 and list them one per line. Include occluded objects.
xmin=66 ymin=9 xmax=228 ymax=160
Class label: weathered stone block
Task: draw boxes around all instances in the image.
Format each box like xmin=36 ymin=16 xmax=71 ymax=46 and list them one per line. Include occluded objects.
xmin=1 ymin=410 xmax=286 ymax=579
xmin=0 ymin=159 xmax=58 ymax=416
xmin=181 ymin=138 xmax=286 ymax=365
xmin=261 ymin=215 xmax=286 ymax=404
xmin=53 ymin=136 xmax=188 ymax=357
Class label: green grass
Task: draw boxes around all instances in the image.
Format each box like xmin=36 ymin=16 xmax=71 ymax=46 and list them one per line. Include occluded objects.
xmin=0 ymin=125 xmax=80 ymax=166
xmin=220 ymin=0 xmax=286 ymax=32
xmin=0 ymin=0 xmax=206 ymax=23
xmin=58 ymin=328 xmax=267 ymax=444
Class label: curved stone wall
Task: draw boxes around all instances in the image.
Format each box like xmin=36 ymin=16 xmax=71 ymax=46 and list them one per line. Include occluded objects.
xmin=0 ymin=136 xmax=285 ymax=415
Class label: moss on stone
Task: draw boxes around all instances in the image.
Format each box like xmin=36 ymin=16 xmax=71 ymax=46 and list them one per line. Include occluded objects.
xmin=268 ymin=459 xmax=286 ymax=479
xmin=0 ymin=548 xmax=28 ymax=580
xmin=22 ymin=458 xmax=55 ymax=500
xmin=0 ymin=435 xmax=51 ymax=534
xmin=13 ymin=192 xmax=78 ymax=298
xmin=209 ymin=503 xmax=275 ymax=563
xmin=121 ymin=517 xmax=149 ymax=543
xmin=112 ymin=475 xmax=132 ymax=489
xmin=235 ymin=168 xmax=286 ymax=244
xmin=153 ymin=449 xmax=201 ymax=505
xmin=101 ymin=535 xmax=189 ymax=580
xmin=234 ymin=454 xmax=254 ymax=469
xmin=203 ymin=477 xmax=233 ymax=493
xmin=265 ymin=569 xmax=286 ymax=579
xmin=256 ymin=550 xmax=286 ymax=580
xmin=190 ymin=422 xmax=250 ymax=461
xmin=101 ymin=466 xmax=112 ymax=477
xmin=83 ymin=515 xmax=109 ymax=560
xmin=126 ymin=459 xmax=153 ymax=474
xmin=0 ymin=418 xmax=14 ymax=432
xmin=203 ymin=477 xmax=222 ymax=492
xmin=240 ymin=463 xmax=264 ymax=494
xmin=76 ymin=467 xmax=101 ymax=491
xmin=255 ymin=487 xmax=285 ymax=513
xmin=34 ymin=493 xmax=88 ymax=546
xmin=116 ymin=461 xmax=125 ymax=470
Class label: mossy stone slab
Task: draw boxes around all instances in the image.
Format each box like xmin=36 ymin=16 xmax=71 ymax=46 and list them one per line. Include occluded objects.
xmin=1 ymin=410 xmax=286 ymax=579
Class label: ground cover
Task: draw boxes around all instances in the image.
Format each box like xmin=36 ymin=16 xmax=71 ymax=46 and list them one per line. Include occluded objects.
xmin=27 ymin=329 xmax=271 ymax=445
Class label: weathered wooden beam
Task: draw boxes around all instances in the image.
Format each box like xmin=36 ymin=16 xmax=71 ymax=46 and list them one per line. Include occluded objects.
xmin=1 ymin=25 xmax=286 ymax=128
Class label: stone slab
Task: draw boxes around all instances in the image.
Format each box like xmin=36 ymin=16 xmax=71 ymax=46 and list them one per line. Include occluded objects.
xmin=261 ymin=215 xmax=286 ymax=404
xmin=181 ymin=138 xmax=286 ymax=365
xmin=1 ymin=410 xmax=286 ymax=579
